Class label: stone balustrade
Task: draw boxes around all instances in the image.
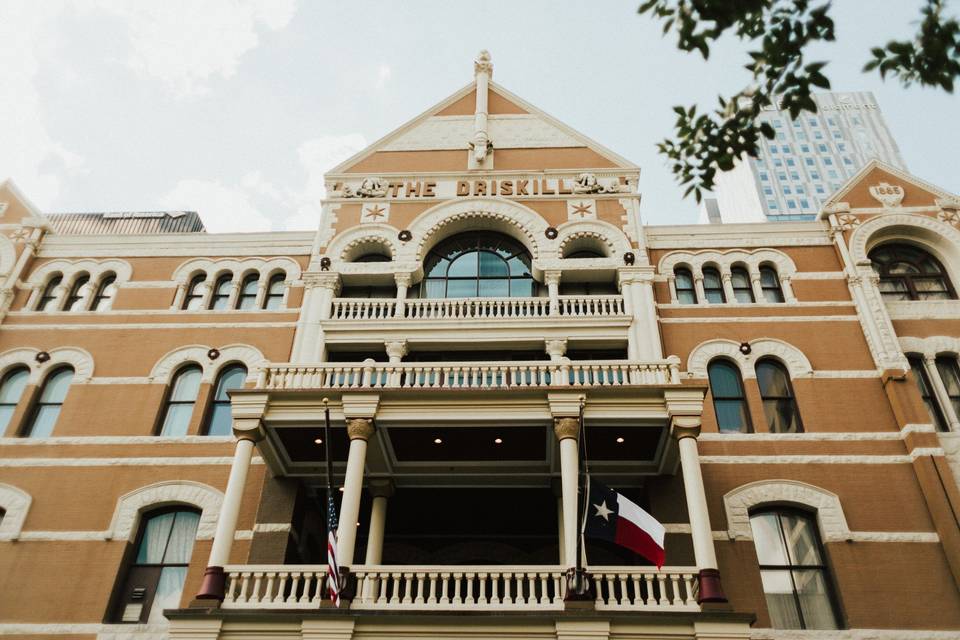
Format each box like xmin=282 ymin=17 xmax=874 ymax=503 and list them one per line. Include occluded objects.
xmin=259 ymin=358 xmax=681 ymax=391
xmin=329 ymin=295 xmax=626 ymax=321
xmin=219 ymin=565 xmax=700 ymax=612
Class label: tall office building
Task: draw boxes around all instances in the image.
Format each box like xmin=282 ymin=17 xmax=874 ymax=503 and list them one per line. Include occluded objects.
xmin=704 ymin=91 xmax=907 ymax=223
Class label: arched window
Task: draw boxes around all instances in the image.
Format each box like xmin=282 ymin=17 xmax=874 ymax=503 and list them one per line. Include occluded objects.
xmin=208 ymin=274 xmax=233 ymax=310
xmin=112 ymin=508 xmax=200 ymax=623
xmin=749 ymin=509 xmax=839 ymax=629
xmin=935 ymin=356 xmax=960 ymax=424
xmin=23 ymin=367 xmax=74 ymax=438
xmin=674 ymin=268 xmax=697 ymax=304
xmin=756 ymin=359 xmax=802 ymax=433
xmin=91 ymin=273 xmax=118 ymax=311
xmin=158 ymin=365 xmax=202 ymax=437
xmin=565 ymin=250 xmax=604 ymax=259
xmin=421 ymin=232 xmax=533 ymax=298
xmin=354 ymin=253 xmax=391 ymax=263
xmin=182 ymin=274 xmax=206 ymax=310
xmin=0 ymin=367 xmax=29 ymax=435
xmin=36 ymin=274 xmax=63 ymax=311
xmin=760 ymin=266 xmax=785 ymax=303
xmin=263 ymin=273 xmax=285 ymax=310
xmin=708 ymin=360 xmax=751 ymax=433
xmin=63 ymin=274 xmax=90 ymax=311
xmin=236 ymin=274 xmax=259 ymax=310
xmin=204 ymin=365 xmax=246 ymax=436
xmin=869 ymin=243 xmax=956 ymax=301
xmin=908 ymin=355 xmax=946 ymax=431
xmin=702 ymin=267 xmax=726 ymax=303
xmin=731 ymin=266 xmax=755 ymax=303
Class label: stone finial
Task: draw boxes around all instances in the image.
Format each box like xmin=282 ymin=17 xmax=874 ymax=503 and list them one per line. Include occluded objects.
xmin=474 ymin=50 xmax=493 ymax=77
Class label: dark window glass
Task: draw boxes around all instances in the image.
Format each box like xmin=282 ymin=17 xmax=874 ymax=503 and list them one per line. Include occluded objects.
xmin=264 ymin=273 xmax=286 ymax=310
xmin=760 ymin=266 xmax=785 ymax=303
xmin=869 ymin=243 xmax=956 ymax=301
xmin=936 ymin=357 xmax=960 ymax=425
xmin=421 ymin=232 xmax=533 ymax=298
xmin=750 ymin=510 xmax=839 ymax=629
xmin=909 ymin=355 xmax=946 ymax=431
xmin=731 ymin=267 xmax=755 ymax=303
xmin=91 ymin=273 xmax=117 ymax=311
xmin=23 ymin=367 xmax=73 ymax=438
xmin=558 ymin=280 xmax=618 ymax=296
xmin=63 ymin=274 xmax=90 ymax=311
xmin=204 ymin=365 xmax=247 ymax=436
xmin=113 ymin=509 xmax=200 ymax=623
xmin=159 ymin=366 xmax=202 ymax=437
xmin=703 ymin=267 xmax=725 ymax=303
xmin=675 ymin=268 xmax=696 ymax=304
xmin=354 ymin=253 xmax=391 ymax=263
xmin=209 ymin=275 xmax=233 ymax=310
xmin=36 ymin=274 xmax=63 ymax=311
xmin=236 ymin=274 xmax=259 ymax=310
xmin=0 ymin=367 xmax=29 ymax=435
xmin=564 ymin=250 xmax=604 ymax=259
xmin=182 ymin=274 xmax=206 ymax=310
xmin=756 ymin=360 xmax=802 ymax=433
xmin=708 ymin=360 xmax=751 ymax=433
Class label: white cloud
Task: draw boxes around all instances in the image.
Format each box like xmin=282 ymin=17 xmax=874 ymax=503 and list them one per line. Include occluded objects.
xmin=89 ymin=0 xmax=298 ymax=97
xmin=376 ymin=64 xmax=392 ymax=90
xmin=161 ymin=179 xmax=272 ymax=233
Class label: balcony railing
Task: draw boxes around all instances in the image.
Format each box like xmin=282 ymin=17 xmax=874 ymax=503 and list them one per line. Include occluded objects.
xmin=329 ymin=295 xmax=626 ymax=321
xmin=259 ymin=359 xmax=681 ymax=391
xmin=220 ymin=565 xmax=700 ymax=612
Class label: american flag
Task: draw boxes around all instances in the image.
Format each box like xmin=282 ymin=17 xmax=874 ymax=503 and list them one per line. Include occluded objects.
xmin=326 ymin=492 xmax=341 ymax=606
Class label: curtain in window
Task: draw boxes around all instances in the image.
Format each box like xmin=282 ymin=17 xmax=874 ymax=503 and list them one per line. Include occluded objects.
xmin=756 ymin=360 xmax=802 ymax=433
xmin=160 ymin=366 xmax=202 ymax=437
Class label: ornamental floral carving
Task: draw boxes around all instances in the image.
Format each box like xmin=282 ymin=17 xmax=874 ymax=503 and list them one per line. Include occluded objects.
xmin=937 ymin=209 xmax=960 ymax=228
xmin=836 ymin=214 xmax=861 ymax=230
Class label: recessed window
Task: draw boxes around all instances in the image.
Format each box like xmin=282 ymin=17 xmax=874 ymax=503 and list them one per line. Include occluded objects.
xmin=112 ymin=508 xmax=200 ymax=623
xmin=182 ymin=274 xmax=206 ymax=310
xmin=208 ymin=274 xmax=233 ymax=310
xmin=63 ymin=274 xmax=90 ymax=312
xmin=869 ymin=243 xmax=956 ymax=301
xmin=0 ymin=367 xmax=29 ymax=435
xmin=935 ymin=357 xmax=960 ymax=423
xmin=159 ymin=365 xmax=202 ymax=437
xmin=702 ymin=267 xmax=725 ymax=303
xmin=674 ymin=268 xmax=697 ymax=304
xmin=422 ymin=232 xmax=533 ymax=299
xmin=749 ymin=509 xmax=839 ymax=629
xmin=731 ymin=267 xmax=754 ymax=303
xmin=756 ymin=359 xmax=802 ymax=433
xmin=36 ymin=274 xmax=63 ymax=311
xmin=236 ymin=274 xmax=259 ymax=310
xmin=264 ymin=273 xmax=286 ymax=310
xmin=91 ymin=273 xmax=118 ymax=311
xmin=23 ymin=367 xmax=74 ymax=438
xmin=204 ymin=365 xmax=247 ymax=436
xmin=708 ymin=360 xmax=751 ymax=433
xmin=909 ymin=356 xmax=946 ymax=431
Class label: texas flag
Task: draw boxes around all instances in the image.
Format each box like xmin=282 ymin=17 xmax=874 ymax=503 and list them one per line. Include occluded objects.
xmin=583 ymin=478 xmax=666 ymax=568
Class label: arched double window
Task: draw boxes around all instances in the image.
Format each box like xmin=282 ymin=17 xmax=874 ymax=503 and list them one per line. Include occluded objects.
xmin=204 ymin=365 xmax=247 ymax=436
xmin=0 ymin=367 xmax=29 ymax=434
xmin=422 ymin=232 xmax=533 ymax=298
xmin=869 ymin=243 xmax=956 ymax=301
xmin=908 ymin=355 xmax=947 ymax=431
xmin=158 ymin=365 xmax=202 ymax=437
xmin=236 ymin=274 xmax=259 ymax=310
xmin=264 ymin=273 xmax=286 ymax=310
xmin=111 ymin=508 xmax=200 ymax=623
xmin=731 ymin=266 xmax=754 ymax=303
xmin=36 ymin=274 xmax=63 ymax=311
xmin=23 ymin=366 xmax=74 ymax=438
xmin=756 ymin=359 xmax=802 ymax=433
xmin=674 ymin=268 xmax=697 ymax=304
xmin=208 ymin=274 xmax=233 ymax=310
xmin=760 ymin=266 xmax=785 ymax=303
xmin=708 ymin=360 xmax=751 ymax=433
xmin=182 ymin=274 xmax=206 ymax=310
xmin=749 ymin=508 xmax=840 ymax=629
xmin=936 ymin=356 xmax=960 ymax=424
xmin=702 ymin=267 xmax=725 ymax=303
xmin=63 ymin=274 xmax=90 ymax=311
xmin=91 ymin=273 xmax=118 ymax=311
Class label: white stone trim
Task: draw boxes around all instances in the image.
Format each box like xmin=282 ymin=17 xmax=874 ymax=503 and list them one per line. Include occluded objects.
xmin=0 ymin=321 xmax=297 ymax=330
xmin=0 ymin=435 xmax=234 ymax=445
xmin=687 ymin=338 xmax=813 ymax=379
xmin=0 ymin=346 xmax=95 ymax=384
xmin=750 ymin=628 xmax=960 ymax=639
xmin=252 ymin=522 xmax=292 ymax=533
xmin=0 ymin=483 xmax=31 ymax=540
xmin=380 ymin=114 xmax=583 ymax=151
xmin=324 ymin=223 xmax=399 ymax=263
xmin=700 ymin=430 xmax=910 ymax=442
xmin=0 ymin=623 xmax=168 ymax=638
xmin=149 ymin=343 xmax=267 ymax=385
xmin=24 ymin=258 xmax=132 ymax=307
xmin=661 ymin=315 xmax=859 ymax=324
xmin=702 ymin=454 xmax=918 ymax=464
xmin=723 ymin=480 xmax=850 ymax=542
xmin=0 ymin=456 xmax=265 ymax=466
xmin=107 ymin=480 xmax=224 ymax=541
xmin=0 ymin=233 xmax=16 ymax=279
xmin=848 ymin=213 xmax=960 ymax=282
xmin=659 ymin=248 xmax=797 ymax=277
xmin=899 ymin=336 xmax=960 ymax=359
xmin=555 ymin=218 xmax=632 ymax=260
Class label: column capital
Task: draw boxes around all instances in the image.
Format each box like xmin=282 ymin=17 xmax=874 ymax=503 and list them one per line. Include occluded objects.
xmin=341 ymin=393 xmax=380 ymax=419
xmin=232 ymin=418 xmax=265 ymax=442
xmin=545 ymin=338 xmax=568 ymax=359
xmin=923 ymin=353 xmax=938 ymax=365
xmin=346 ymin=417 xmax=375 ymax=441
xmin=554 ymin=416 xmax=580 ymax=441
xmin=670 ymin=415 xmax=702 ymax=440
xmin=368 ymin=479 xmax=395 ymax=498
xmin=544 ymin=270 xmax=562 ymax=286
xmin=618 ymin=265 xmax=655 ymax=285
xmin=302 ymin=271 xmax=342 ymax=291
xmin=385 ymin=340 xmax=408 ymax=360
xmin=394 ymin=272 xmax=413 ymax=287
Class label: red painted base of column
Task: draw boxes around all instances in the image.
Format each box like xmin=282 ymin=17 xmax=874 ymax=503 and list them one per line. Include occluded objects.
xmin=697 ymin=568 xmax=727 ymax=603
xmin=196 ymin=566 xmax=226 ymax=601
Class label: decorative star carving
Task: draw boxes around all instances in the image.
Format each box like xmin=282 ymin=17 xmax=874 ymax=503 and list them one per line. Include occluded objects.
xmin=364 ymin=204 xmax=386 ymax=220
xmin=571 ymin=202 xmax=593 ymax=217
xmin=593 ymin=500 xmax=613 ymax=522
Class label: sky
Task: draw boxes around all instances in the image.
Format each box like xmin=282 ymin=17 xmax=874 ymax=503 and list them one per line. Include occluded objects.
xmin=1 ymin=0 xmax=958 ymax=232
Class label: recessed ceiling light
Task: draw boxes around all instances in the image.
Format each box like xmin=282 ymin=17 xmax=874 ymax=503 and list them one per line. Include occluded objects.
xmin=433 ymin=438 xmax=443 ymax=444
xmin=494 ymin=438 xmax=503 ymax=444
xmin=338 ymin=487 xmax=344 ymax=492
xmin=314 ymin=438 xmax=323 ymax=444
xmin=616 ymin=437 xmax=625 ymax=443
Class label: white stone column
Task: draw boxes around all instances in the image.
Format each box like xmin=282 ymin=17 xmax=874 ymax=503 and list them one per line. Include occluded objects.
xmin=781 ymin=274 xmax=797 ymax=303
xmin=554 ymin=416 xmax=580 ymax=569
xmin=385 ymin=340 xmax=407 ymax=386
xmin=545 ymin=339 xmax=567 ymax=362
xmin=924 ymin=355 xmax=960 ymax=431
xmin=693 ymin=274 xmax=706 ymax=305
xmin=619 ymin=267 xmax=662 ymax=360
xmin=545 ymin=270 xmax=561 ymax=316
xmin=666 ymin=274 xmax=678 ymax=304
xmin=556 ymin=495 xmax=566 ymax=566
xmin=720 ymin=272 xmax=735 ymax=304
xmin=196 ymin=419 xmax=262 ymax=600
xmin=394 ymin=273 xmax=411 ymax=318
xmin=364 ymin=481 xmax=394 ymax=565
xmin=292 ymin=272 xmax=340 ymax=363
xmin=749 ymin=271 xmax=764 ymax=303
xmin=672 ymin=416 xmax=726 ymax=603
xmin=337 ymin=418 xmax=375 ymax=567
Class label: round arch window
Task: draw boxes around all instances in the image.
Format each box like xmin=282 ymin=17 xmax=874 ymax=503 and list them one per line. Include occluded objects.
xmin=869 ymin=243 xmax=956 ymax=301
xmin=421 ymin=232 xmax=533 ymax=298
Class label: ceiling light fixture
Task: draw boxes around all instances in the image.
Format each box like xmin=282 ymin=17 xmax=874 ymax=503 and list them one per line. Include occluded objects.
xmin=314 ymin=438 xmax=323 ymax=444
xmin=616 ymin=437 xmax=625 ymax=443
xmin=433 ymin=438 xmax=443 ymax=444
xmin=494 ymin=438 xmax=503 ymax=444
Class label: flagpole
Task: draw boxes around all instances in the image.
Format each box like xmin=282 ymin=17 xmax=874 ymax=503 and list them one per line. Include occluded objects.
xmin=569 ymin=394 xmax=593 ymax=599
xmin=322 ymin=398 xmax=341 ymax=606
xmin=323 ymin=398 xmax=335 ymax=499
